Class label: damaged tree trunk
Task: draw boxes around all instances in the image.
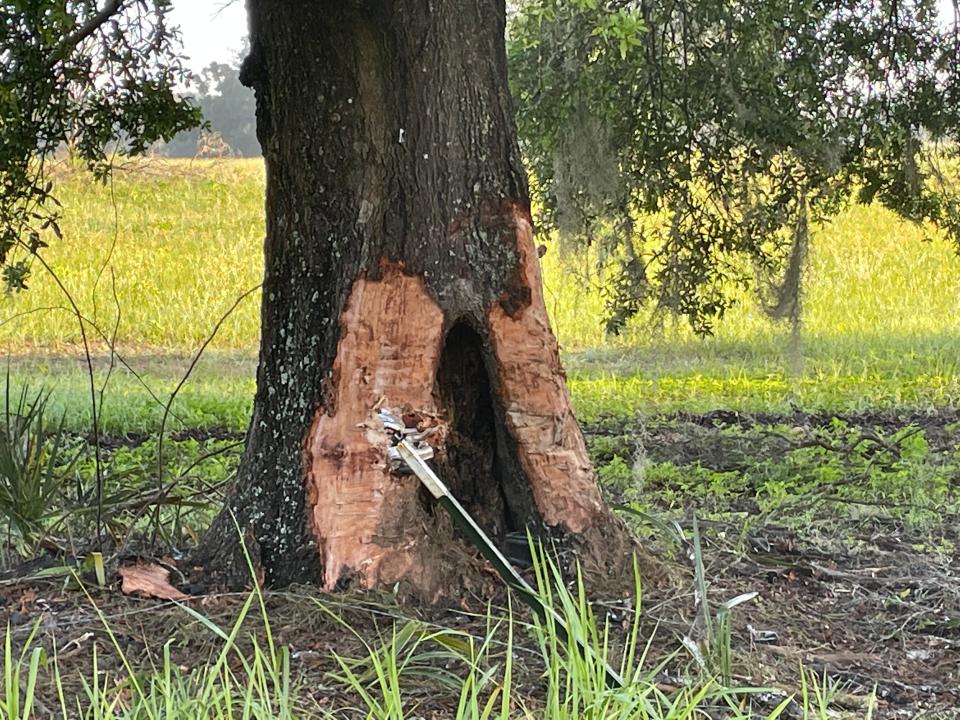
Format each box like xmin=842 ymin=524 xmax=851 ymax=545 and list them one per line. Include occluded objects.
xmin=200 ymin=0 xmax=641 ymax=598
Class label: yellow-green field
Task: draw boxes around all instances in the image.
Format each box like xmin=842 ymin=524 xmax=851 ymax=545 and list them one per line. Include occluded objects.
xmin=3 ymin=158 xmax=960 ymax=431
xmin=2 ymin=159 xmax=266 ymax=350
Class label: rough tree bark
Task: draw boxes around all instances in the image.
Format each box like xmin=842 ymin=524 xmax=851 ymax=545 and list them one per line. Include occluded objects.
xmin=199 ymin=0 xmax=642 ymax=599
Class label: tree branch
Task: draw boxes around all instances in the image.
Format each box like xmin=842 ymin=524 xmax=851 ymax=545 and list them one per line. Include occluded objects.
xmin=46 ymin=0 xmax=124 ymax=68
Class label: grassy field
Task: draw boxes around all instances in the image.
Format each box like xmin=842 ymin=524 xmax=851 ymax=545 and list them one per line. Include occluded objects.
xmin=2 ymin=158 xmax=960 ymax=431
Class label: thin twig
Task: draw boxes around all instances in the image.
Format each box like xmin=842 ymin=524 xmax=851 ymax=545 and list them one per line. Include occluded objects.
xmin=153 ymin=284 xmax=261 ymax=545
xmin=95 ymin=268 xmax=122 ymax=436
xmin=0 ymin=306 xmax=68 ymax=331
xmin=2 ymin=302 xmax=188 ymax=427
xmin=29 ymin=248 xmax=105 ymax=548
xmin=91 ymin=158 xmax=121 ymax=325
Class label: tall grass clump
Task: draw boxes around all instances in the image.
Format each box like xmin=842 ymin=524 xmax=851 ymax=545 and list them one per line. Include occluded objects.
xmin=0 ymin=376 xmax=76 ymax=553
xmin=1 ymin=622 xmax=44 ymax=720
xmin=54 ymin=539 xmax=298 ymax=720
xmin=314 ymin=544 xmax=870 ymax=720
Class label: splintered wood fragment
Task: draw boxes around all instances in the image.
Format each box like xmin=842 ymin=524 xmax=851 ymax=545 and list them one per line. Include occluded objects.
xmin=118 ymin=562 xmax=189 ymax=601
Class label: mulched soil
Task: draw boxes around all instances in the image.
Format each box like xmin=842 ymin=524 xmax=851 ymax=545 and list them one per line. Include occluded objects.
xmin=2 ymin=412 xmax=958 ymax=718
xmin=687 ymin=516 xmax=959 ymax=716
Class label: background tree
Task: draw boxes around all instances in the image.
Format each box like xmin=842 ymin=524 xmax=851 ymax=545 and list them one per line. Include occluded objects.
xmin=0 ymin=0 xmax=199 ymax=290
xmin=163 ymin=55 xmax=259 ymax=157
xmin=509 ymin=0 xmax=960 ymax=335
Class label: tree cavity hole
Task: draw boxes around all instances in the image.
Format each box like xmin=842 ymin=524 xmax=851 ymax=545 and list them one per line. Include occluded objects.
xmin=433 ymin=321 xmax=521 ymax=543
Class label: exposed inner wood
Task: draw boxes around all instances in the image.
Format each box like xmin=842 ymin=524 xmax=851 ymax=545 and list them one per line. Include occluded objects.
xmin=486 ymin=210 xmax=606 ymax=534
xmin=306 ymin=212 xmax=609 ymax=593
xmin=305 ymin=263 xmax=445 ymax=591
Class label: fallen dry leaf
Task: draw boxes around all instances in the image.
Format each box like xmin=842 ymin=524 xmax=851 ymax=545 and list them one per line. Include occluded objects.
xmin=18 ymin=589 xmax=37 ymax=613
xmin=118 ymin=563 xmax=189 ymax=601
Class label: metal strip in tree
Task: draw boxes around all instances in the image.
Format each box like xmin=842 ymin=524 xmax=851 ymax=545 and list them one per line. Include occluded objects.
xmin=396 ymin=439 xmax=625 ymax=690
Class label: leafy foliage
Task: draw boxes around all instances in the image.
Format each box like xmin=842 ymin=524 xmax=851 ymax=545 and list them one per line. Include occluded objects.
xmin=593 ymin=416 xmax=960 ymax=532
xmin=0 ymin=0 xmax=200 ymax=290
xmin=67 ymin=435 xmax=241 ymax=544
xmin=0 ymin=380 xmax=74 ymax=548
xmin=509 ymin=0 xmax=960 ymax=333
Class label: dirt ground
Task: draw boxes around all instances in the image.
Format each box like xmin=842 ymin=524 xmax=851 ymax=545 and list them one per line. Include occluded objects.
xmin=1 ymin=412 xmax=958 ymax=718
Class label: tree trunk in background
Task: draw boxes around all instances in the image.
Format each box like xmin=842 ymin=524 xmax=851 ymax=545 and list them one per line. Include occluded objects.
xmin=199 ymin=0 xmax=642 ymax=598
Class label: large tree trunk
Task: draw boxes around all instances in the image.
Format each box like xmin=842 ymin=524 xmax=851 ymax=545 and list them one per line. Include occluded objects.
xmin=200 ymin=0 xmax=641 ymax=598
